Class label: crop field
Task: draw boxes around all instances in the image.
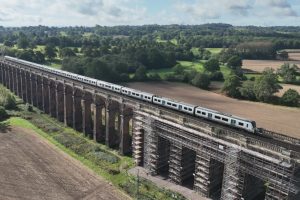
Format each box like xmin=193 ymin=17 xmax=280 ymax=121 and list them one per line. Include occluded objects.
xmin=127 ymin=81 xmax=300 ymax=138
xmin=276 ymin=84 xmax=300 ymax=97
xmin=242 ymin=59 xmax=300 ymax=73
xmin=0 ymin=125 xmax=127 ymax=200
xmin=289 ymin=52 xmax=300 ymax=61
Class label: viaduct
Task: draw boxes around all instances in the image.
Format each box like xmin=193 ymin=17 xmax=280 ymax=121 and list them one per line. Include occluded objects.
xmin=0 ymin=57 xmax=299 ymax=200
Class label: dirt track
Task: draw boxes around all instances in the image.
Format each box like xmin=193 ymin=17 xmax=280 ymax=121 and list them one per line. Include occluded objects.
xmin=0 ymin=126 xmax=129 ymax=200
xmin=127 ymin=82 xmax=300 ymax=139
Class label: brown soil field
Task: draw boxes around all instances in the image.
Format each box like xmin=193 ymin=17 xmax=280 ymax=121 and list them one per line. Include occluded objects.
xmin=210 ymin=81 xmax=300 ymax=97
xmin=242 ymin=59 xmax=300 ymax=73
xmin=0 ymin=126 xmax=129 ymax=200
xmin=289 ymin=52 xmax=300 ymax=61
xmin=276 ymin=84 xmax=300 ymax=97
xmin=127 ymin=82 xmax=300 ymax=138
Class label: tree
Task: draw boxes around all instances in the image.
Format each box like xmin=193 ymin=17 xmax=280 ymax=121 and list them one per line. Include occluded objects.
xmin=280 ymin=89 xmax=300 ymax=107
xmin=210 ymin=71 xmax=224 ymax=81
xmin=134 ymin=66 xmax=148 ymax=81
xmin=0 ymin=106 xmax=8 ymax=121
xmin=86 ymin=59 xmax=115 ymax=81
xmin=222 ymin=74 xmax=241 ymax=98
xmin=227 ymin=56 xmax=242 ymax=70
xmin=172 ymin=64 xmax=185 ymax=75
xmin=191 ymin=73 xmax=210 ymax=89
xmin=254 ymin=68 xmax=282 ymax=102
xmin=204 ymin=58 xmax=220 ymax=72
xmin=277 ymin=63 xmax=299 ymax=83
xmin=17 ymin=49 xmax=35 ymax=62
xmin=239 ymin=80 xmax=256 ymax=100
xmin=17 ymin=33 xmax=29 ymax=49
xmin=3 ymin=40 xmax=14 ymax=47
xmin=44 ymin=45 xmax=57 ymax=60
xmin=59 ymin=47 xmax=76 ymax=58
xmin=34 ymin=51 xmax=45 ymax=64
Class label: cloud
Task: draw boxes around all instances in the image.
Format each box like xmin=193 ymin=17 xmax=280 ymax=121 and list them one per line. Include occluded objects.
xmin=0 ymin=0 xmax=147 ymax=26
xmin=74 ymin=0 xmax=104 ymax=16
xmin=175 ymin=0 xmax=253 ymax=20
xmin=257 ymin=0 xmax=298 ymax=17
xmin=0 ymin=0 xmax=298 ymax=26
xmin=267 ymin=0 xmax=291 ymax=8
xmin=229 ymin=4 xmax=252 ymax=16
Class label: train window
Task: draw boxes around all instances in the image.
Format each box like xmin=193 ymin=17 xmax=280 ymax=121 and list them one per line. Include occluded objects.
xmin=172 ymin=104 xmax=176 ymax=107
xmin=238 ymin=122 xmax=244 ymax=126
xmin=196 ymin=110 xmax=200 ymax=114
xmin=222 ymin=118 xmax=228 ymax=122
xmin=167 ymin=102 xmax=171 ymax=105
xmin=215 ymin=115 xmax=221 ymax=119
xmin=202 ymin=112 xmax=206 ymax=115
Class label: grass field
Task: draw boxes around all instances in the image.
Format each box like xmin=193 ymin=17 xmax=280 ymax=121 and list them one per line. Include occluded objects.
xmin=147 ymin=60 xmax=206 ymax=78
xmin=156 ymin=37 xmax=178 ymax=45
xmin=191 ymin=47 xmax=224 ymax=56
xmin=205 ymin=48 xmax=223 ymax=54
xmin=148 ymin=60 xmax=232 ymax=79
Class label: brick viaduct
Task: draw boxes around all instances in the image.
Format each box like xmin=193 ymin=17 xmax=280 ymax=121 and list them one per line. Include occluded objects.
xmin=0 ymin=57 xmax=299 ymax=200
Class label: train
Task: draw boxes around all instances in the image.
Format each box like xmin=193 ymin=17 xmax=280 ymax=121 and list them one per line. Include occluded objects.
xmin=3 ymin=56 xmax=257 ymax=133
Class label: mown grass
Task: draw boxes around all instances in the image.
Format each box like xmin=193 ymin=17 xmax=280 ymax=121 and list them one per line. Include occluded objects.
xmin=34 ymin=45 xmax=46 ymax=52
xmin=220 ymin=65 xmax=232 ymax=78
xmin=4 ymin=102 xmax=186 ymax=200
xmin=156 ymin=37 xmax=178 ymax=45
xmin=205 ymin=48 xmax=224 ymax=54
xmin=178 ymin=60 xmax=205 ymax=72
xmin=147 ymin=60 xmax=232 ymax=80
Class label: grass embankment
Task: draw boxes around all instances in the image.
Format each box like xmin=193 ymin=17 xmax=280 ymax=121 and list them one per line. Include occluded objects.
xmin=3 ymin=102 xmax=185 ymax=200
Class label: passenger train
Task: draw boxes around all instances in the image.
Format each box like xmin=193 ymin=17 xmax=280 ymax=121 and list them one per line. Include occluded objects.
xmin=4 ymin=56 xmax=257 ymax=133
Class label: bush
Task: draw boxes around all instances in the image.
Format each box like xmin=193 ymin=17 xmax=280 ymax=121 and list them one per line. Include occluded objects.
xmin=204 ymin=58 xmax=220 ymax=72
xmin=164 ymin=73 xmax=184 ymax=82
xmin=239 ymin=80 xmax=256 ymax=100
xmin=0 ymin=86 xmax=16 ymax=110
xmin=191 ymin=73 xmax=210 ymax=89
xmin=25 ymin=103 xmax=33 ymax=112
xmin=280 ymin=89 xmax=300 ymax=107
xmin=254 ymin=68 xmax=282 ymax=102
xmin=210 ymin=71 xmax=224 ymax=81
xmin=222 ymin=74 xmax=241 ymax=98
xmin=89 ymin=151 xmax=119 ymax=164
xmin=148 ymin=73 xmax=161 ymax=81
xmin=0 ymin=106 xmax=8 ymax=121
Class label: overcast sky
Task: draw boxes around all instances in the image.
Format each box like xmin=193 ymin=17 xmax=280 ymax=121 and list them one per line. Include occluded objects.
xmin=0 ymin=0 xmax=299 ymax=27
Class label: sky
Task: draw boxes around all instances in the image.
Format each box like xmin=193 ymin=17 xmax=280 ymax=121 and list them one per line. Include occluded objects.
xmin=0 ymin=0 xmax=299 ymax=27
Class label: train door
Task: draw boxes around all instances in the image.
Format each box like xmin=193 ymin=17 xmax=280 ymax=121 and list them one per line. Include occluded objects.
xmin=178 ymin=105 xmax=182 ymax=110
xmin=162 ymin=100 xmax=165 ymax=105
xmin=231 ymin=119 xmax=236 ymax=125
xmin=208 ymin=113 xmax=212 ymax=119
